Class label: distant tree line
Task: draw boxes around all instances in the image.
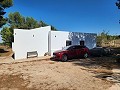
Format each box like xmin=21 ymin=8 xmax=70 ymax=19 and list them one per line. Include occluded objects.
xmin=97 ymin=30 xmax=120 ymax=46
xmin=0 ymin=0 xmax=57 ymax=47
xmin=96 ymin=0 xmax=120 ymax=47
xmin=0 ymin=12 xmax=57 ymax=47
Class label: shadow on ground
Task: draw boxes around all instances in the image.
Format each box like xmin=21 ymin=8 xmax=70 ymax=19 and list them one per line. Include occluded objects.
xmin=50 ymin=47 xmax=120 ymax=70
xmin=72 ymin=56 xmax=120 ymax=70
xmin=50 ymin=55 xmax=120 ymax=70
xmin=0 ymin=49 xmax=9 ymax=53
xmin=111 ymin=47 xmax=120 ymax=54
xmin=0 ymin=47 xmax=12 ymax=57
xmin=70 ymin=47 xmax=120 ymax=70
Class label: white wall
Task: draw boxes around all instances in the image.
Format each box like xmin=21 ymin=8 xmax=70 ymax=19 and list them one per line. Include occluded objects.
xmin=50 ymin=31 xmax=97 ymax=56
xmin=12 ymin=26 xmax=97 ymax=60
xmin=12 ymin=26 xmax=51 ymax=60
xmin=49 ymin=31 xmax=69 ymax=55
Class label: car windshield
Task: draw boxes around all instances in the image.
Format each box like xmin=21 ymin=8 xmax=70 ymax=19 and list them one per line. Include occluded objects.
xmin=62 ymin=46 xmax=71 ymax=50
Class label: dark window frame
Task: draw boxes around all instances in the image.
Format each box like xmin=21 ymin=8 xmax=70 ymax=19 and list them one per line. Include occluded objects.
xmin=80 ymin=40 xmax=85 ymax=46
xmin=66 ymin=40 xmax=72 ymax=46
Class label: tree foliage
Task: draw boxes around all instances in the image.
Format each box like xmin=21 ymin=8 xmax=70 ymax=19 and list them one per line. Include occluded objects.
xmin=0 ymin=0 xmax=13 ymax=28
xmin=97 ymin=30 xmax=120 ymax=46
xmin=0 ymin=27 xmax=13 ymax=46
xmin=8 ymin=12 xmax=40 ymax=29
xmin=116 ymin=0 xmax=120 ymax=23
xmin=7 ymin=12 xmax=57 ymax=30
xmin=0 ymin=12 xmax=57 ymax=47
xmin=116 ymin=0 xmax=120 ymax=9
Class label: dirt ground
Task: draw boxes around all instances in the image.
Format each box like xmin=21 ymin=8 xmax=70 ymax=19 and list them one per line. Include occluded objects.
xmin=0 ymin=58 xmax=113 ymax=90
xmin=0 ymin=46 xmax=120 ymax=90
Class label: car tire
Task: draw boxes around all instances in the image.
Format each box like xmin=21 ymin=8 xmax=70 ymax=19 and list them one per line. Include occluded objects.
xmin=62 ymin=54 xmax=68 ymax=62
xmin=84 ymin=53 xmax=88 ymax=58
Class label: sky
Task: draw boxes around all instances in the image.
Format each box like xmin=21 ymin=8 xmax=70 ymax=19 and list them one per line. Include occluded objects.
xmin=0 ymin=0 xmax=120 ymax=42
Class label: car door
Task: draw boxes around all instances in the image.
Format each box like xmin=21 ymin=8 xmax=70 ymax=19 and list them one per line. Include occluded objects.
xmin=67 ymin=46 xmax=77 ymax=58
xmin=76 ymin=46 xmax=85 ymax=57
xmin=74 ymin=46 xmax=81 ymax=58
xmin=80 ymin=47 xmax=85 ymax=56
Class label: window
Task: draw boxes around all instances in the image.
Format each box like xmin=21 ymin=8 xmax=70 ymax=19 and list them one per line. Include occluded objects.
xmin=66 ymin=40 xmax=72 ymax=46
xmin=80 ymin=41 xmax=84 ymax=46
xmin=67 ymin=46 xmax=75 ymax=50
xmin=75 ymin=46 xmax=81 ymax=49
xmin=74 ymin=45 xmax=83 ymax=50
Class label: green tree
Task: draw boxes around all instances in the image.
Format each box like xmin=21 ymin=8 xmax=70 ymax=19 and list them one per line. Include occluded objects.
xmin=0 ymin=0 xmax=13 ymax=27
xmin=97 ymin=30 xmax=109 ymax=46
xmin=26 ymin=17 xmax=39 ymax=29
xmin=116 ymin=0 xmax=120 ymax=9
xmin=116 ymin=0 xmax=120 ymax=23
xmin=8 ymin=12 xmax=25 ymax=29
xmin=0 ymin=27 xmax=13 ymax=46
xmin=97 ymin=30 xmax=120 ymax=46
xmin=1 ymin=12 xmax=57 ymax=47
xmin=39 ymin=21 xmax=48 ymax=27
xmin=51 ymin=25 xmax=57 ymax=31
xmin=8 ymin=12 xmax=39 ymax=29
xmin=8 ymin=12 xmax=57 ymax=30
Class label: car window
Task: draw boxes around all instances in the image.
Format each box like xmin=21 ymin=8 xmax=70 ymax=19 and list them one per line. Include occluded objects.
xmin=67 ymin=46 xmax=75 ymax=50
xmin=79 ymin=46 xmax=83 ymax=49
xmin=62 ymin=46 xmax=71 ymax=50
xmin=67 ymin=45 xmax=86 ymax=50
xmin=77 ymin=46 xmax=85 ymax=49
xmin=82 ymin=46 xmax=86 ymax=48
xmin=73 ymin=46 xmax=82 ymax=50
xmin=75 ymin=46 xmax=81 ymax=49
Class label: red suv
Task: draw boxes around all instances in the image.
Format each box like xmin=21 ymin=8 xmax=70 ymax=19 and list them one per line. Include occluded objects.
xmin=53 ymin=45 xmax=90 ymax=61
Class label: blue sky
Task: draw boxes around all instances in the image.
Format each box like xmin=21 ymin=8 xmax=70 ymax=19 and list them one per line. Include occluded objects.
xmin=0 ymin=0 xmax=120 ymax=42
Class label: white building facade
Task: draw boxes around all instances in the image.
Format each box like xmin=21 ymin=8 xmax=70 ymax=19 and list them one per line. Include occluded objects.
xmin=12 ymin=26 xmax=97 ymax=60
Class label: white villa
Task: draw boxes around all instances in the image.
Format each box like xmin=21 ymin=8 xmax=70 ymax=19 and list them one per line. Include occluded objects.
xmin=12 ymin=26 xmax=97 ymax=60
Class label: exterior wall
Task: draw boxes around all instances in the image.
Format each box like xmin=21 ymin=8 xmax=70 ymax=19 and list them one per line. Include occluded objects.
xmin=50 ymin=31 xmax=97 ymax=56
xmin=48 ymin=30 xmax=51 ymax=54
xmin=50 ymin=31 xmax=69 ymax=55
xmin=12 ymin=25 xmax=97 ymax=60
xmin=12 ymin=26 xmax=51 ymax=60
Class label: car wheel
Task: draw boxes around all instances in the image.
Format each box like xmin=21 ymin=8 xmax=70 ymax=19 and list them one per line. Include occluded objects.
xmin=84 ymin=53 xmax=88 ymax=58
xmin=62 ymin=54 xmax=68 ymax=62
